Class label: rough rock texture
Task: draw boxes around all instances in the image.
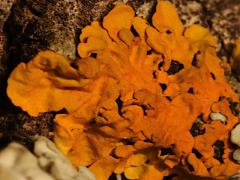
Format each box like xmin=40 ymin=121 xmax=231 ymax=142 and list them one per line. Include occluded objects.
xmin=0 ymin=112 xmax=54 ymax=150
xmin=0 ymin=0 xmax=14 ymax=78
xmin=170 ymin=0 xmax=240 ymax=59
xmin=3 ymin=0 xmax=114 ymax=73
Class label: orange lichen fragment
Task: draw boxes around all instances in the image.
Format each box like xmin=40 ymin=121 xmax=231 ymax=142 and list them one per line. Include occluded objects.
xmin=55 ymin=114 xmax=118 ymax=167
xmin=140 ymin=164 xmax=164 ymax=180
xmin=187 ymin=153 xmax=209 ymax=177
xmin=7 ymin=51 xmax=97 ymax=116
xmin=133 ymin=17 xmax=149 ymax=41
xmin=78 ymin=36 xmax=107 ymax=58
xmin=77 ymin=21 xmax=113 ymax=58
xmin=145 ymin=26 xmax=190 ymax=71
xmin=132 ymin=17 xmax=150 ymax=49
xmin=124 ymin=166 xmax=145 ymax=179
xmin=6 ymin=1 xmax=240 ymax=180
xmin=120 ymin=148 xmax=171 ymax=180
xmin=114 ymin=145 xmax=136 ymax=158
xmin=89 ymin=156 xmax=119 ymax=180
xmin=163 ymin=155 xmax=180 ymax=169
xmin=53 ymin=114 xmax=84 ymax=155
xmin=103 ymin=3 xmax=135 ymax=42
xmin=194 ymin=121 xmax=228 ymax=159
xmin=152 ymin=1 xmax=184 ymax=35
xmin=126 ymin=154 xmax=147 ymax=167
xmin=184 ymin=24 xmax=217 ymax=51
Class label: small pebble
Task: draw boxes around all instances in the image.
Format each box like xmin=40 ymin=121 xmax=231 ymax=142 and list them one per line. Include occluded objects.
xmin=116 ymin=174 xmax=122 ymax=180
xmin=233 ymin=149 xmax=240 ymax=164
xmin=210 ymin=112 xmax=227 ymax=123
xmin=231 ymin=124 xmax=240 ymax=147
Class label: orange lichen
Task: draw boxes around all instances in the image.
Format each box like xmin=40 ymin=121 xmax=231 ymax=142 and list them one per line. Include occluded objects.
xmin=6 ymin=1 xmax=240 ymax=180
xmin=152 ymin=1 xmax=184 ymax=35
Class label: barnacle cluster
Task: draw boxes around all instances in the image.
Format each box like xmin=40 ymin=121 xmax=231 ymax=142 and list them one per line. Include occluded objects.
xmin=7 ymin=1 xmax=240 ymax=179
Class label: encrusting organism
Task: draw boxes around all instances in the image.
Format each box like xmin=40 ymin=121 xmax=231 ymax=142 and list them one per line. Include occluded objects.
xmin=7 ymin=1 xmax=240 ymax=179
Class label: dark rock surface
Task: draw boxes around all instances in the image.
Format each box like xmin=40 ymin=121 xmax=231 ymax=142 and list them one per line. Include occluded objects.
xmin=0 ymin=112 xmax=53 ymax=150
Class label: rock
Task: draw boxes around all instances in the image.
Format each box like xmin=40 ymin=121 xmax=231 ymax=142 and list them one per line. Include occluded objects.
xmin=34 ymin=136 xmax=65 ymax=159
xmin=3 ymin=0 xmax=117 ymax=66
xmin=0 ymin=142 xmax=38 ymax=169
xmin=115 ymin=174 xmax=122 ymax=180
xmin=0 ymin=166 xmax=25 ymax=180
xmin=229 ymin=173 xmax=240 ymax=180
xmin=0 ymin=112 xmax=54 ymax=150
xmin=0 ymin=0 xmax=14 ymax=76
xmin=23 ymin=168 xmax=54 ymax=180
xmin=231 ymin=124 xmax=240 ymax=147
xmin=0 ymin=142 xmax=54 ymax=180
xmin=34 ymin=136 xmax=79 ymax=179
xmin=33 ymin=136 xmax=96 ymax=180
xmin=0 ymin=137 xmax=96 ymax=180
xmin=76 ymin=166 xmax=96 ymax=180
xmin=210 ymin=112 xmax=227 ymax=123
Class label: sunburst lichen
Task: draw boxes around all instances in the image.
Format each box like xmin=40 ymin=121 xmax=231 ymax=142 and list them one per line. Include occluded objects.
xmin=7 ymin=1 xmax=240 ymax=179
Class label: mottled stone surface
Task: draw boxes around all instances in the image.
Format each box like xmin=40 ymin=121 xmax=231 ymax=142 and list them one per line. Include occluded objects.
xmin=0 ymin=0 xmax=14 ymax=78
xmin=3 ymin=0 xmax=115 ymax=71
xmin=170 ymin=0 xmax=240 ymax=59
xmin=0 ymin=112 xmax=54 ymax=150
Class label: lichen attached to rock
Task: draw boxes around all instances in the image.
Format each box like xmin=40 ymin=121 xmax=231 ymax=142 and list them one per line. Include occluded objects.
xmin=6 ymin=1 xmax=240 ymax=179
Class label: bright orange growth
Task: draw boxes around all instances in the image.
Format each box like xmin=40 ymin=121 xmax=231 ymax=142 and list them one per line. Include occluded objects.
xmin=7 ymin=1 xmax=240 ymax=179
